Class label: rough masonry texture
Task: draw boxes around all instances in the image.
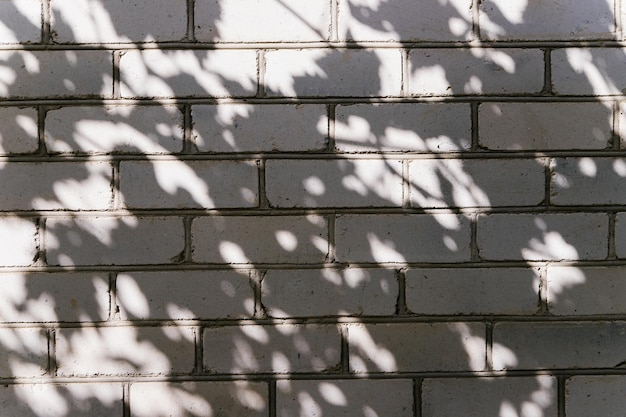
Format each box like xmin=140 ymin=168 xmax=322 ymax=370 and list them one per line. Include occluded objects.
xmin=0 ymin=0 xmax=625 ymax=416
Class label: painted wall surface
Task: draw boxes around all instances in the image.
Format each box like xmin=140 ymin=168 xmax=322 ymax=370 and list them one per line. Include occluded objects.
xmin=0 ymin=0 xmax=625 ymax=415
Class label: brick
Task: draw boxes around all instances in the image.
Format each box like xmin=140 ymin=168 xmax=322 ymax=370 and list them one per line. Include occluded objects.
xmin=552 ymin=48 xmax=626 ymax=95
xmin=120 ymin=49 xmax=257 ymax=98
xmin=348 ymin=323 xmax=486 ymax=372
xmin=423 ymin=376 xmax=557 ymax=417
xmin=566 ymin=376 xmax=626 ymax=417
xmin=551 ymin=158 xmax=626 ymax=205
xmin=264 ymin=49 xmax=402 ymax=97
xmin=480 ymin=0 xmax=616 ymax=40
xmin=262 ymin=268 xmax=397 ymax=317
xmin=0 ymin=328 xmax=48 ymax=377
xmin=477 ymin=213 xmax=608 ymax=261
xmin=266 ymin=159 xmax=403 ymax=208
xmin=0 ymin=218 xmax=38 ymax=266
xmin=406 ymin=267 xmax=540 ymax=315
xmin=116 ymin=270 xmax=253 ymax=320
xmin=0 ymin=383 xmax=123 ymax=417
xmin=548 ymin=266 xmax=626 ymax=315
xmin=203 ymin=324 xmax=340 ymax=373
xmin=196 ymin=0 xmax=330 ymax=42
xmin=479 ymin=102 xmax=612 ymax=150
xmin=409 ymin=158 xmax=545 ymax=208
xmin=335 ymin=103 xmax=471 ymax=152
xmin=335 ymin=214 xmax=472 ymax=263
xmin=0 ymin=0 xmax=41 ymax=43
xmin=492 ymin=322 xmax=626 ymax=370
xmin=338 ymin=0 xmax=472 ymax=42
xmin=46 ymin=216 xmax=184 ymax=266
xmin=0 ymin=51 xmax=112 ymax=98
xmin=277 ymin=379 xmax=413 ymax=417
xmin=614 ymin=212 xmax=626 ymax=258
xmin=409 ymin=49 xmax=544 ymax=96
xmin=45 ymin=105 xmax=183 ymax=154
xmin=51 ymin=0 xmax=187 ymax=43
xmin=56 ymin=326 xmax=195 ymax=376
xmin=131 ymin=381 xmax=267 ymax=417
xmin=0 ymin=272 xmax=109 ymax=322
xmin=0 ymin=107 xmax=39 ymax=154
xmin=119 ymin=160 xmax=258 ymax=209
xmin=191 ymin=216 xmax=328 ymax=264
xmin=0 ymin=162 xmax=112 ymax=210
xmin=192 ymin=104 xmax=327 ymax=153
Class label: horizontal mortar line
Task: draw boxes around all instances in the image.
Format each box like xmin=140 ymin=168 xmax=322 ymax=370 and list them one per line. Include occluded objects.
xmin=4 ymin=150 xmax=626 ymax=162
xmin=1 ymin=368 xmax=626 ymax=385
xmin=0 ymin=95 xmax=625 ymax=106
xmin=3 ymin=39 xmax=626 ymax=51
xmin=3 ymin=316 xmax=626 ymax=330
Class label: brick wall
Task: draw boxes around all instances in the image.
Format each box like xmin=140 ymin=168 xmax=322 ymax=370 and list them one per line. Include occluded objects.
xmin=1 ymin=0 xmax=625 ymax=416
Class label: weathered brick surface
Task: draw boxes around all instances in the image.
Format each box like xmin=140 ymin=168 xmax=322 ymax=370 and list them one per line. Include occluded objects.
xmin=0 ymin=0 xmax=41 ymax=43
xmin=0 ymin=107 xmax=39 ymax=154
xmin=552 ymin=48 xmax=626 ymax=95
xmin=0 ymin=328 xmax=48 ymax=377
xmin=566 ymin=376 xmax=626 ymax=417
xmin=0 ymin=218 xmax=38 ymax=266
xmin=551 ymin=158 xmax=626 ymax=205
xmin=614 ymin=212 xmax=626 ymax=258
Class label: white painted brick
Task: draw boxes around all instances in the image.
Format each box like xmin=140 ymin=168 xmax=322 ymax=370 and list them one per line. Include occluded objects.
xmin=619 ymin=102 xmax=626 ymax=148
xmin=0 ymin=218 xmax=38 ymax=266
xmin=277 ymin=379 xmax=413 ymax=417
xmin=335 ymin=214 xmax=472 ymax=263
xmin=46 ymin=216 xmax=184 ymax=266
xmin=548 ymin=266 xmax=626 ymax=315
xmin=203 ymin=324 xmax=340 ymax=373
xmin=131 ymin=381 xmax=267 ymax=417
xmin=409 ymin=158 xmax=545 ymax=208
xmin=409 ymin=49 xmax=544 ymax=96
xmin=423 ymin=376 xmax=557 ymax=417
xmin=0 ymin=272 xmax=109 ymax=322
xmin=0 ymin=328 xmax=48 ymax=377
xmin=196 ymin=0 xmax=330 ymax=42
xmin=265 ymin=159 xmax=403 ymax=208
xmin=120 ymin=49 xmax=257 ymax=98
xmin=479 ymin=102 xmax=612 ymax=150
xmin=480 ymin=0 xmax=616 ymax=40
xmin=192 ymin=104 xmax=327 ymax=153
xmin=116 ymin=270 xmax=253 ymax=320
xmin=335 ymin=103 xmax=471 ymax=152
xmin=264 ymin=49 xmax=402 ymax=97
xmin=0 ymin=107 xmax=39 ymax=154
xmin=551 ymin=158 xmax=626 ymax=205
xmin=191 ymin=216 xmax=328 ymax=264
xmin=494 ymin=322 xmax=626 ymax=370
xmin=51 ymin=0 xmax=187 ymax=43
xmin=0 ymin=0 xmax=41 ymax=43
xmin=0 ymin=51 xmax=112 ymax=98
xmin=45 ymin=105 xmax=183 ymax=154
xmin=566 ymin=376 xmax=626 ymax=417
xmin=0 ymin=162 xmax=112 ymax=210
xmin=614 ymin=212 xmax=626 ymax=258
xmin=348 ymin=323 xmax=486 ymax=372
xmin=552 ymin=48 xmax=626 ymax=95
xmin=56 ymin=326 xmax=195 ymax=376
xmin=477 ymin=213 xmax=608 ymax=261
xmin=119 ymin=160 xmax=258 ymax=209
xmin=406 ymin=267 xmax=540 ymax=315
xmin=262 ymin=268 xmax=397 ymax=317
xmin=0 ymin=383 xmax=123 ymax=417
xmin=338 ymin=0 xmax=472 ymax=42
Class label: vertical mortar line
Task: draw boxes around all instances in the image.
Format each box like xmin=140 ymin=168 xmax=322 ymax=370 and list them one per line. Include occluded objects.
xmin=253 ymin=269 xmax=267 ymax=319
xmin=112 ymin=160 xmax=121 ymax=210
xmin=470 ymin=102 xmax=479 ymax=151
xmin=413 ymin=378 xmax=422 ymax=417
xmin=109 ymin=271 xmax=119 ymax=321
xmin=183 ymin=103 xmax=194 ymax=154
xmin=327 ymin=213 xmax=336 ymax=263
xmin=340 ymin=323 xmax=349 ymax=373
xmin=35 ymin=216 xmax=47 ymax=266
xmin=187 ymin=0 xmax=196 ymax=42
xmin=330 ymin=0 xmax=339 ymax=42
xmin=258 ymin=159 xmax=269 ymax=209
xmin=557 ymin=375 xmax=566 ymax=417
xmin=327 ymin=104 xmax=336 ymax=152
xmin=615 ymin=0 xmax=622 ymax=41
xmin=193 ymin=325 xmax=203 ymax=375
xmin=608 ymin=212 xmax=617 ymax=259
xmin=542 ymin=49 xmax=553 ymax=95
xmin=402 ymin=159 xmax=411 ymax=208
xmin=37 ymin=105 xmax=47 ymax=156
xmin=42 ymin=0 xmax=51 ymax=44
xmin=269 ymin=379 xmax=277 ymax=417
xmin=396 ymin=268 xmax=408 ymax=315
xmin=257 ymin=50 xmax=266 ymax=98
xmin=470 ymin=212 xmax=480 ymax=262
xmin=471 ymin=0 xmax=481 ymax=40
xmin=485 ymin=320 xmax=493 ymax=371
xmin=123 ymin=382 xmax=131 ymax=417
xmin=112 ymin=51 xmax=122 ymax=99
xmin=401 ymin=48 xmax=410 ymax=97
xmin=183 ymin=216 xmax=193 ymax=262
xmin=538 ymin=265 xmax=549 ymax=315
xmin=48 ymin=328 xmax=57 ymax=376
xmin=612 ymin=100 xmax=620 ymax=150
xmin=544 ymin=157 xmax=552 ymax=208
